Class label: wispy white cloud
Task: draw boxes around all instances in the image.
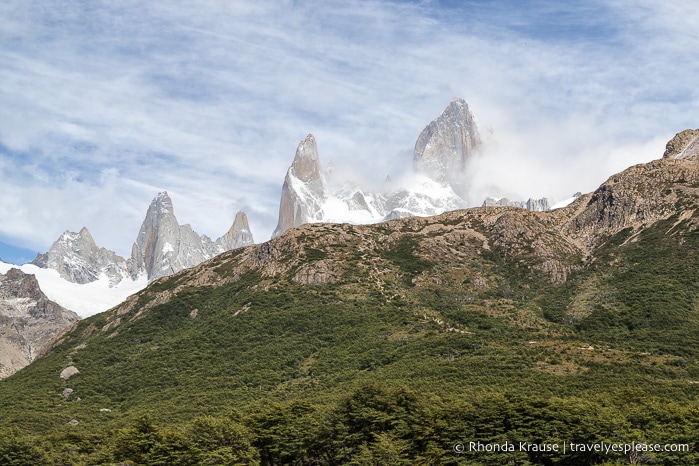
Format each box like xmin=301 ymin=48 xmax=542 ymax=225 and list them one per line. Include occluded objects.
xmin=0 ymin=0 xmax=697 ymax=259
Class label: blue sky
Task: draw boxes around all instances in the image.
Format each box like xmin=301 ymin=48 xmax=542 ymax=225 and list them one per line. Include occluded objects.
xmin=1 ymin=0 xmax=698 ymax=264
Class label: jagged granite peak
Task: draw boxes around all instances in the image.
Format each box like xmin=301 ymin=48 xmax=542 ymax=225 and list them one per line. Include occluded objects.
xmin=663 ymin=129 xmax=699 ymax=160
xmin=413 ymin=98 xmax=481 ymax=196
xmin=291 ymin=134 xmax=323 ymax=185
xmin=129 ymin=191 xmax=204 ymax=281
xmin=32 ymin=226 xmax=130 ymax=287
xmin=273 ymin=134 xmax=326 ymax=237
xmin=216 ymin=211 xmax=255 ymax=251
xmin=0 ymin=268 xmax=79 ymax=378
xmin=129 ymin=192 xmax=255 ymax=281
xmin=270 ymin=103 xmax=551 ymax=238
xmin=527 ymin=198 xmax=550 ymax=212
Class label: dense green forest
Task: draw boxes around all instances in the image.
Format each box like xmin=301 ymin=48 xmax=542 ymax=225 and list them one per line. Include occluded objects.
xmin=1 ymin=209 xmax=699 ymax=465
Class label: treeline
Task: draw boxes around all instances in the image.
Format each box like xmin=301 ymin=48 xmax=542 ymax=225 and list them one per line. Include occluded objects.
xmin=2 ymin=382 xmax=697 ymax=465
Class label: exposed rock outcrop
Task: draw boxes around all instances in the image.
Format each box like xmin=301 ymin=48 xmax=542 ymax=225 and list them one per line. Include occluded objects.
xmin=413 ymin=98 xmax=481 ymax=196
xmin=60 ymin=365 xmax=80 ymax=380
xmin=543 ymin=141 xmax=699 ymax=256
xmin=273 ymin=135 xmax=326 ymax=237
xmin=129 ymin=192 xmax=255 ymax=281
xmin=663 ymin=128 xmax=699 ymax=160
xmin=32 ymin=227 xmax=129 ymax=287
xmin=0 ymin=268 xmax=79 ymax=378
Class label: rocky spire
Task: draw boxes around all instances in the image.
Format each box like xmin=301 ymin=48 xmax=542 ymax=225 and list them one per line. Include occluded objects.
xmin=0 ymin=268 xmax=79 ymax=378
xmin=291 ymin=134 xmax=323 ymax=186
xmin=32 ymin=226 xmax=130 ymax=287
xmin=129 ymin=192 xmax=255 ymax=281
xmin=413 ymin=98 xmax=481 ymax=196
xmin=272 ymin=134 xmax=326 ymax=237
xmin=216 ymin=211 xmax=254 ymax=251
xmin=129 ymin=192 xmax=201 ymax=281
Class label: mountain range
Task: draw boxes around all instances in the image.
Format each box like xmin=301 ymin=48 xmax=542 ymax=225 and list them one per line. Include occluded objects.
xmin=0 ymin=98 xmax=656 ymax=384
xmin=0 ymin=192 xmax=255 ymax=317
xmin=1 ymin=127 xmax=698 ymax=464
xmin=2 ymin=98 xmax=546 ymax=319
xmin=0 ymin=192 xmax=254 ymax=376
xmin=273 ymin=98 xmax=551 ymax=237
xmin=32 ymin=191 xmax=255 ymax=287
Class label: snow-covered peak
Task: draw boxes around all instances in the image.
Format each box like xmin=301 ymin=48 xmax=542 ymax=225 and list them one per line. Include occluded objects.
xmin=272 ymin=131 xmax=468 ymax=237
xmin=32 ymin=226 xmax=130 ymax=287
xmin=271 ymin=100 xmax=556 ymax=238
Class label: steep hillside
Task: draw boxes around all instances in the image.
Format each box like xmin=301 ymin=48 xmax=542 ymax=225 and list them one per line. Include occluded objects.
xmin=0 ymin=269 xmax=79 ymax=379
xmin=1 ymin=133 xmax=699 ymax=464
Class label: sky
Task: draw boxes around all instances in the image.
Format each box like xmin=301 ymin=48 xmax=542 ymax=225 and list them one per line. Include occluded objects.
xmin=1 ymin=0 xmax=698 ymax=264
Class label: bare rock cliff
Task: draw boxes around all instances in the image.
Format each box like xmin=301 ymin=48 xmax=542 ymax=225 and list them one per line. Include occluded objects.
xmin=413 ymin=98 xmax=481 ymax=196
xmin=0 ymin=268 xmax=79 ymax=378
xmin=562 ymin=152 xmax=699 ymax=252
xmin=663 ymin=128 xmax=699 ymax=159
xmin=273 ymin=134 xmax=325 ymax=237
xmin=129 ymin=192 xmax=255 ymax=281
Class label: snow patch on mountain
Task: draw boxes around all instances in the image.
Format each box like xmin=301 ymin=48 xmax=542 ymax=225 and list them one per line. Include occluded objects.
xmin=551 ymin=197 xmax=577 ymax=210
xmin=551 ymin=192 xmax=583 ymax=210
xmin=0 ymin=261 xmax=147 ymax=318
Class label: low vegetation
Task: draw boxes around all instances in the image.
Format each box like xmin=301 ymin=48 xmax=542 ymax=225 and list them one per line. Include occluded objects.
xmin=1 ymin=208 xmax=699 ymax=465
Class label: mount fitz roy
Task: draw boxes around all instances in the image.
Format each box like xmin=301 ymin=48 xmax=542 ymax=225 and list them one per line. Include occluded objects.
xmin=273 ymin=98 xmax=549 ymax=237
xmin=5 ymin=127 xmax=699 ymax=461
xmin=413 ymin=98 xmax=480 ymax=197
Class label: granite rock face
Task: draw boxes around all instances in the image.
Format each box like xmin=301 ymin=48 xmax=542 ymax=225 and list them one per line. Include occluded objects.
xmin=32 ymin=193 xmax=255 ymax=286
xmin=0 ymin=268 xmax=79 ymax=378
xmin=32 ymin=227 xmax=130 ymax=287
xmin=271 ymin=99 xmax=549 ymax=238
xmin=129 ymin=192 xmax=254 ymax=281
xmin=273 ymin=135 xmax=326 ymax=237
xmin=271 ymin=131 xmax=467 ymax=237
xmin=128 ymin=191 xmax=197 ymax=281
xmin=216 ymin=211 xmax=255 ymax=251
xmin=413 ymin=98 xmax=481 ymax=197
